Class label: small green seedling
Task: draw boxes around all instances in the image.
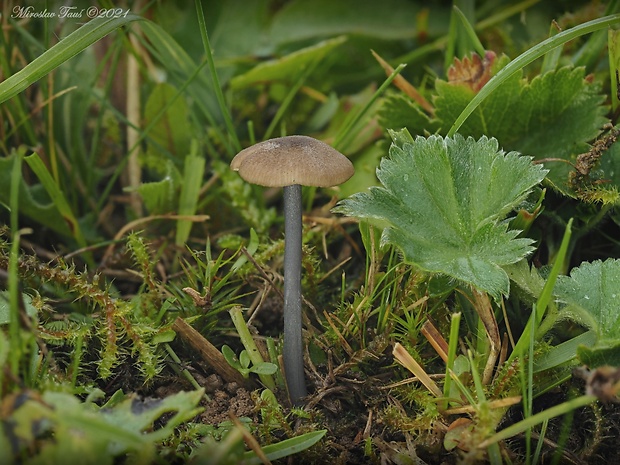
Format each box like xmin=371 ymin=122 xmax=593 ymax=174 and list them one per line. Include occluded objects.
xmin=221 ymin=345 xmax=278 ymax=380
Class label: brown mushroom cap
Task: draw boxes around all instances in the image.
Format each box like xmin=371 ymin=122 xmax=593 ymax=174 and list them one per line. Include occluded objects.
xmin=230 ymin=135 xmax=354 ymax=187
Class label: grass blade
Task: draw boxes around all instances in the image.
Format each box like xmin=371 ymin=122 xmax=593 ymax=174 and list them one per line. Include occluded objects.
xmin=0 ymin=15 xmax=142 ymax=104
xmin=509 ymin=219 xmax=572 ymax=363
xmin=453 ymin=6 xmax=486 ymax=58
xmin=24 ymin=153 xmax=87 ymax=250
xmin=479 ymin=395 xmax=596 ymax=448
xmin=195 ymin=0 xmax=241 ymax=155
xmin=229 ymin=307 xmax=276 ymax=390
xmin=442 ymin=312 xmax=461 ymax=410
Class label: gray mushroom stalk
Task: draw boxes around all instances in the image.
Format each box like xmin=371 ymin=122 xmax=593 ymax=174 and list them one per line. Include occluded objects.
xmin=230 ymin=135 xmax=354 ymax=405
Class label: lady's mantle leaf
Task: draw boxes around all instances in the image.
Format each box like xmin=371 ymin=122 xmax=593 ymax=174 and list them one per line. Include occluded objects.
xmin=334 ymin=130 xmax=548 ymax=299
xmin=380 ymin=55 xmax=607 ymax=196
xmin=555 ymin=259 xmax=620 ymax=366
xmin=555 ymin=259 xmax=620 ymax=337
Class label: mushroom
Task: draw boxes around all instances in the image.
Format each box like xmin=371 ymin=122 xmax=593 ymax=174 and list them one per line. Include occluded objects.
xmin=230 ymin=135 xmax=354 ymax=404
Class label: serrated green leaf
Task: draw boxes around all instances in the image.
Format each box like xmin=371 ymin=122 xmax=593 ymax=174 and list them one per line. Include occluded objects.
xmin=383 ymin=57 xmax=607 ymax=196
xmin=6 ymin=389 xmax=203 ymax=464
xmin=334 ymin=131 xmax=548 ymax=299
xmin=504 ymin=259 xmax=547 ymax=303
xmin=378 ymin=92 xmax=439 ymax=137
xmin=137 ymin=177 xmax=176 ymax=215
xmin=555 ymin=259 xmax=620 ymax=344
xmin=96 ymin=389 xmax=205 ymax=442
xmin=439 ymin=65 xmax=606 ymax=193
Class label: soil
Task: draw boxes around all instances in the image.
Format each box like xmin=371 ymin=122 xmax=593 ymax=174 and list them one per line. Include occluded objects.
xmin=122 ymin=362 xmax=620 ymax=465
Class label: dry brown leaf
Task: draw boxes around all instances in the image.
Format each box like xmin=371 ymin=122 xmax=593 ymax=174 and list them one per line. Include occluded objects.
xmin=447 ymin=51 xmax=497 ymax=92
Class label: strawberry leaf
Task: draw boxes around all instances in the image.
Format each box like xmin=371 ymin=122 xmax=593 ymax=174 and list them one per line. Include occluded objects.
xmin=334 ymin=130 xmax=548 ymax=299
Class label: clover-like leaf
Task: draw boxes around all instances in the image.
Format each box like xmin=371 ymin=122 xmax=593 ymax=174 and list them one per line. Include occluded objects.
xmin=555 ymin=259 xmax=620 ymax=366
xmin=334 ymin=130 xmax=548 ymax=299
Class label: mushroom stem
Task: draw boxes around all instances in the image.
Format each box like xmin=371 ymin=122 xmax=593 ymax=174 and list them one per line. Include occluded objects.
xmin=282 ymin=183 xmax=307 ymax=404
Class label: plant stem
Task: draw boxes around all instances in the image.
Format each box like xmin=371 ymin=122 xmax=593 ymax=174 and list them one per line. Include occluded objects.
xmin=229 ymin=307 xmax=276 ymax=390
xmin=8 ymin=153 xmax=23 ymax=376
xmin=283 ymin=184 xmax=307 ymax=404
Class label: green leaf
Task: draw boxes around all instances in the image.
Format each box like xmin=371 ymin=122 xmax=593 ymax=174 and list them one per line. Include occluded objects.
xmin=436 ymin=65 xmax=606 ymax=194
xmin=334 ymin=131 xmax=548 ymax=299
xmin=382 ymin=57 xmax=608 ymax=196
xmin=378 ymin=92 xmax=440 ymax=138
xmin=176 ymin=148 xmax=206 ymax=246
xmin=0 ymin=291 xmax=38 ymax=325
xmin=576 ymin=341 xmax=620 ymax=367
xmin=242 ymin=430 xmax=327 ymax=465
xmin=137 ymin=178 xmax=175 ymax=215
xmin=25 ymin=153 xmax=86 ymax=247
xmin=143 ymin=83 xmax=193 ymax=162
xmin=5 ymin=389 xmax=203 ymax=464
xmin=221 ymin=345 xmax=240 ymax=369
xmin=151 ymin=329 xmax=176 ymax=345
xmin=534 ymin=330 xmax=597 ymax=373
xmin=239 ymin=350 xmax=251 ymax=369
xmin=0 ymin=151 xmax=72 ymax=237
xmin=136 ymin=160 xmax=181 ymax=214
xmin=230 ymin=36 xmax=347 ymax=89
xmin=250 ymin=362 xmax=278 ymax=376
xmin=231 ymin=228 xmax=259 ymax=272
xmin=270 ymin=0 xmax=444 ymax=42
xmin=447 ymin=13 xmax=620 ymax=137
xmin=95 ymin=389 xmax=205 ymax=443
xmin=554 ymin=259 xmax=620 ymax=366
